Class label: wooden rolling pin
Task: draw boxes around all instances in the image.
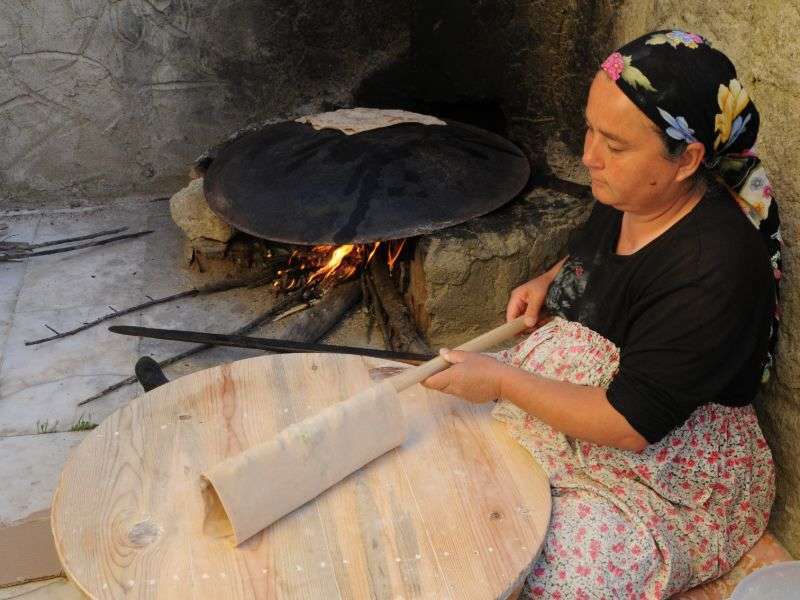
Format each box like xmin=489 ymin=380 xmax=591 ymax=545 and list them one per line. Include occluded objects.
xmin=201 ymin=316 xmax=528 ymax=545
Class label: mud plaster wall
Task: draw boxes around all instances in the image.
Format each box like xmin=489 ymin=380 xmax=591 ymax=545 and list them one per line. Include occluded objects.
xmin=0 ymin=1 xmax=618 ymax=207
xmin=611 ymin=1 xmax=800 ymax=557
xmin=0 ymin=0 xmax=411 ymax=206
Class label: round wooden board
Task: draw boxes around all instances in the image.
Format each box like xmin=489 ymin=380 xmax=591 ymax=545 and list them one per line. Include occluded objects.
xmin=52 ymin=353 xmax=551 ymax=599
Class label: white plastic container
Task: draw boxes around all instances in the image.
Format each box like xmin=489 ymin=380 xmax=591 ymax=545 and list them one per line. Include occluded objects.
xmin=730 ymin=561 xmax=800 ymax=600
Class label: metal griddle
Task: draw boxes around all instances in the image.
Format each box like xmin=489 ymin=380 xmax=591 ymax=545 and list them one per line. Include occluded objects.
xmin=203 ymin=119 xmax=530 ymax=245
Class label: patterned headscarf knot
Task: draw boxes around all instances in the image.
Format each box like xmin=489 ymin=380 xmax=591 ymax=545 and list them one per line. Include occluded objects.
xmin=601 ymin=30 xmax=782 ymax=382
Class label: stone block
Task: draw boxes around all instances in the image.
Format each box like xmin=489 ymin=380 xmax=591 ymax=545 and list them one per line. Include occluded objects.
xmin=0 ymin=578 xmax=84 ymax=599
xmin=405 ymin=188 xmax=592 ymax=348
xmin=0 ymin=432 xmax=86 ymax=586
xmin=169 ymin=178 xmax=234 ymax=243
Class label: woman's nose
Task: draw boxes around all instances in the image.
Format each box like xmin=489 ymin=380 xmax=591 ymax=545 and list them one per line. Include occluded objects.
xmin=582 ymin=131 xmax=603 ymax=170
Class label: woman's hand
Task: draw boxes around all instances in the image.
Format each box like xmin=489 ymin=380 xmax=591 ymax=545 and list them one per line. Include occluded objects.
xmin=506 ymin=257 xmax=567 ymax=327
xmin=421 ymin=349 xmax=508 ymax=403
xmin=506 ymin=276 xmax=551 ymax=327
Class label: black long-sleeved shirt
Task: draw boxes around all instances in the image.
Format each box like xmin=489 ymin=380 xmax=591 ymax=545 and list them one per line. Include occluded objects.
xmin=544 ymin=184 xmax=775 ymax=443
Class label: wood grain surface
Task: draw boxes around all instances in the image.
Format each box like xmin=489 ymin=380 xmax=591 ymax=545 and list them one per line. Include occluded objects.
xmin=52 ymin=353 xmax=551 ymax=599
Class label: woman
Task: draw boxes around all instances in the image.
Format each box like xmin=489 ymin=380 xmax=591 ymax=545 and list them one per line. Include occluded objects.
xmin=422 ymin=30 xmax=781 ymax=598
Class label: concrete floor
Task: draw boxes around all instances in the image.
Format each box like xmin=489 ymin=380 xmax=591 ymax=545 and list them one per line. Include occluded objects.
xmin=0 ymin=197 xmax=385 ymax=586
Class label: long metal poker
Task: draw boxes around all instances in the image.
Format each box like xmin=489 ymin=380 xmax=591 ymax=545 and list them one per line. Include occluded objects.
xmin=109 ymin=325 xmax=436 ymax=364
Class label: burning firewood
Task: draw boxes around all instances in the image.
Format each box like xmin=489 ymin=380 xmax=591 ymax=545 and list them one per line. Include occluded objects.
xmin=270 ymin=239 xmax=405 ymax=294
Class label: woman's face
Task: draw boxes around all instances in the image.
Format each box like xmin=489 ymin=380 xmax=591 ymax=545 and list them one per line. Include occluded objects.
xmin=582 ymin=72 xmax=697 ymax=213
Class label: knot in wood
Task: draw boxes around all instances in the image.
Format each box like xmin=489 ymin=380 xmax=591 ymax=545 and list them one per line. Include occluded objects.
xmin=128 ymin=520 xmax=161 ymax=547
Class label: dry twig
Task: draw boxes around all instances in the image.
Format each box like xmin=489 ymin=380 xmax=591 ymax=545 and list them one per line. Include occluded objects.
xmin=77 ymin=280 xmax=361 ymax=406
xmin=77 ymin=291 xmax=305 ymax=406
xmin=0 ymin=230 xmax=153 ymax=262
xmin=0 ymin=227 xmax=128 ymax=251
xmin=25 ymin=273 xmax=276 ymax=345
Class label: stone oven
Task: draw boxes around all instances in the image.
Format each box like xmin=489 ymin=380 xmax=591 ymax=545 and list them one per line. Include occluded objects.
xmin=168 ymin=107 xmax=592 ymax=349
xmin=124 ymin=0 xmax=617 ymax=348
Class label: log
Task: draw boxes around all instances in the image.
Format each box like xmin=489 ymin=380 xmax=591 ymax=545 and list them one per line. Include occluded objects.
xmin=364 ymin=270 xmax=394 ymax=351
xmin=367 ymin=260 xmax=432 ymax=355
xmin=282 ymin=279 xmax=361 ymax=341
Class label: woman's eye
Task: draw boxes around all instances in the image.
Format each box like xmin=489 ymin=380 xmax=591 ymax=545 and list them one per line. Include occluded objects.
xmin=607 ymin=144 xmax=623 ymax=153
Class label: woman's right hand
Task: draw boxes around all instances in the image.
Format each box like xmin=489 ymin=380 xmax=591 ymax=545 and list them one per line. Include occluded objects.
xmin=505 ymin=257 xmax=567 ymax=328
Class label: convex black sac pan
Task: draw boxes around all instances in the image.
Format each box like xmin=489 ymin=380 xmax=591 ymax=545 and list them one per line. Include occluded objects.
xmin=204 ymin=108 xmax=531 ymax=245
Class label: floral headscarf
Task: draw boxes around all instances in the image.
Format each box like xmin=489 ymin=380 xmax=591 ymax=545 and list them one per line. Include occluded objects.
xmin=601 ymin=30 xmax=782 ymax=382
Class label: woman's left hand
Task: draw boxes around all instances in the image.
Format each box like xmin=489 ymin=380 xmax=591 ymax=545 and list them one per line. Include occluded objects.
xmin=421 ymin=349 xmax=507 ymax=404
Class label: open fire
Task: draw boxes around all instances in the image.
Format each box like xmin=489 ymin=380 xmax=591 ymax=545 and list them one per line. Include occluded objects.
xmin=273 ymin=239 xmax=407 ymax=292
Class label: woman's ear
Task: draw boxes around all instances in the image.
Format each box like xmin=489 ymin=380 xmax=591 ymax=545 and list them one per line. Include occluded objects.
xmin=675 ymin=141 xmax=706 ymax=183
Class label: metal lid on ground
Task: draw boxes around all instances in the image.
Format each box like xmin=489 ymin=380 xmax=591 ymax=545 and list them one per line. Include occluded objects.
xmin=203 ymin=108 xmax=531 ymax=245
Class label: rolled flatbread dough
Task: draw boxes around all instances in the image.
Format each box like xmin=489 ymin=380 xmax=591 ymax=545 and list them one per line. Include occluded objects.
xmin=295 ymin=107 xmax=446 ymax=135
xmin=201 ymin=380 xmax=406 ymax=545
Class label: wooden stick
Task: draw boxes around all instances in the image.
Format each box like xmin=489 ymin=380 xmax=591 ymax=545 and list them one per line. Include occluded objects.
xmin=0 ymin=230 xmax=153 ymax=261
xmin=0 ymin=227 xmax=129 ymax=251
xmin=386 ymin=316 xmax=528 ymax=392
xmin=25 ymin=273 xmax=276 ymax=345
xmin=77 ymin=281 xmax=362 ymax=406
xmin=77 ymin=292 xmax=304 ymax=406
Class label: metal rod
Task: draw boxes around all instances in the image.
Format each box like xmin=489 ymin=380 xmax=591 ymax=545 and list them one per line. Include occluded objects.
xmin=110 ymin=324 xmax=434 ymax=364
xmin=108 ymin=325 xmax=436 ymax=364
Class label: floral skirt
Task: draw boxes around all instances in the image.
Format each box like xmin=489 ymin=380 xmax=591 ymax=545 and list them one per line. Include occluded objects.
xmin=490 ymin=318 xmax=775 ymax=599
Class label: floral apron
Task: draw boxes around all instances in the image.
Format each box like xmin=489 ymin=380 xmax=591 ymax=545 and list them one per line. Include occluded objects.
xmin=490 ymin=318 xmax=775 ymax=599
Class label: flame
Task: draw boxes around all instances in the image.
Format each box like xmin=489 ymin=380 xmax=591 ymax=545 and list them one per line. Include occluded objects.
xmin=307 ymin=244 xmax=356 ymax=284
xmin=274 ymin=238 xmax=409 ymax=292
xmin=366 ymin=243 xmax=380 ymax=264
xmin=361 ymin=239 xmax=406 ymax=271
xmin=387 ymin=239 xmax=406 ymax=271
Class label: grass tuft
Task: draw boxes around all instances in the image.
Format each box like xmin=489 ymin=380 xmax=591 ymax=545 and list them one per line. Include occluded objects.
xmin=69 ymin=414 xmax=98 ymax=431
xmin=35 ymin=419 xmax=59 ymax=434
